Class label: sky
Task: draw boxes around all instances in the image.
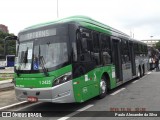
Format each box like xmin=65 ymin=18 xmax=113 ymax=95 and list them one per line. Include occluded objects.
xmin=1 ymin=0 xmax=160 ymax=40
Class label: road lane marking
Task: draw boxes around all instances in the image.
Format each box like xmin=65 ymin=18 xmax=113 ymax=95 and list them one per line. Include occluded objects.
xmin=15 ymin=102 xmax=42 ymax=111
xmin=0 ymin=101 xmax=27 ymax=110
xmin=58 ymin=117 xmax=70 ymax=120
xmin=57 ymin=104 xmax=94 ymax=120
xmin=110 ymin=88 xmax=126 ymax=95
xmin=141 ymin=75 xmax=147 ymax=79
xmin=132 ymin=80 xmax=139 ymax=83
xmin=77 ymin=104 xmax=94 ymax=111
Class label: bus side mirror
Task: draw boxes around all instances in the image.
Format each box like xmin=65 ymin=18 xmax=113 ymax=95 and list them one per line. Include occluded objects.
xmin=12 ymin=36 xmax=19 ymax=44
xmin=4 ymin=36 xmax=19 ymax=43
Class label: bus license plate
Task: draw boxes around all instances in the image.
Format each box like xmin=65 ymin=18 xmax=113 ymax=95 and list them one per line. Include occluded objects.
xmin=27 ymin=96 xmax=38 ymax=102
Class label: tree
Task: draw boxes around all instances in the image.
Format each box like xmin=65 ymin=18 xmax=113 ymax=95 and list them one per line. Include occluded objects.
xmin=0 ymin=31 xmax=16 ymax=55
xmin=155 ymin=41 xmax=160 ymax=51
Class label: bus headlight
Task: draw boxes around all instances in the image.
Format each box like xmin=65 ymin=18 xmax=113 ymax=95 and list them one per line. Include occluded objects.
xmin=53 ymin=72 xmax=72 ymax=86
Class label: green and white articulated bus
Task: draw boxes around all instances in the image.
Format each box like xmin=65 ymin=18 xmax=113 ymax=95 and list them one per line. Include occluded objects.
xmin=14 ymin=16 xmax=148 ymax=103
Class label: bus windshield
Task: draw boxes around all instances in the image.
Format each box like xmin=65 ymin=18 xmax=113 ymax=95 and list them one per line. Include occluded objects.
xmin=33 ymin=42 xmax=68 ymax=70
xmin=16 ymin=42 xmax=33 ymax=70
xmin=16 ymin=38 xmax=69 ymax=71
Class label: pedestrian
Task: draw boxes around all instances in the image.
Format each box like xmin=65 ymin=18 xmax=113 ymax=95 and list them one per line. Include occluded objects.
xmin=149 ymin=57 xmax=153 ymax=70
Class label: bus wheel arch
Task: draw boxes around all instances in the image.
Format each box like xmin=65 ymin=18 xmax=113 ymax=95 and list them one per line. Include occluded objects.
xmin=103 ymin=72 xmax=110 ymax=90
xmin=98 ymin=73 xmax=110 ymax=99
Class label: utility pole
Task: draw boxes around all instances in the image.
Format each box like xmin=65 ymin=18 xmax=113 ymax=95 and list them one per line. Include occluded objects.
xmin=150 ymin=36 xmax=153 ymax=47
xmin=130 ymin=29 xmax=134 ymax=38
xmin=57 ymin=0 xmax=59 ymax=18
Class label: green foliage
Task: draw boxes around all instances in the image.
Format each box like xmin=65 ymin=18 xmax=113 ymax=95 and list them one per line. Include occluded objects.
xmin=155 ymin=41 xmax=160 ymax=51
xmin=0 ymin=31 xmax=16 ymax=55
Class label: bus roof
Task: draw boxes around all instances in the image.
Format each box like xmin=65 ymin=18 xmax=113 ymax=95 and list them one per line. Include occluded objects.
xmin=20 ymin=16 xmax=145 ymax=44
xmin=21 ymin=16 xmax=128 ymax=36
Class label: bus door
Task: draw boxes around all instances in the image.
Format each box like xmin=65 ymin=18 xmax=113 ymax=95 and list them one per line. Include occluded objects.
xmin=111 ymin=37 xmax=122 ymax=82
xmin=129 ymin=42 xmax=136 ymax=76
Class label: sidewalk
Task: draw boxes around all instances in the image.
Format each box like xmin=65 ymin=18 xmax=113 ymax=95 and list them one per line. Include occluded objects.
xmin=0 ymin=67 xmax=14 ymax=74
xmin=0 ymin=79 xmax=14 ymax=91
xmin=0 ymin=67 xmax=14 ymax=91
xmin=0 ymin=79 xmax=27 ymax=109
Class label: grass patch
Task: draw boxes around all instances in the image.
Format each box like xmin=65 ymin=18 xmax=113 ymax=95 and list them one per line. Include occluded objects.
xmin=0 ymin=73 xmax=13 ymax=81
xmin=0 ymin=78 xmax=11 ymax=81
xmin=0 ymin=73 xmax=13 ymax=77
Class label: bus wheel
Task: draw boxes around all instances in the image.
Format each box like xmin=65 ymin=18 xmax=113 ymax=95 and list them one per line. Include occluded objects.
xmin=99 ymin=76 xmax=107 ymax=99
xmin=137 ymin=67 xmax=141 ymax=78
xmin=142 ymin=65 xmax=145 ymax=76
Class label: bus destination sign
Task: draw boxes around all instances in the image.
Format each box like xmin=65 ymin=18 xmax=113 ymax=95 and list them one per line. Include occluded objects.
xmin=19 ymin=29 xmax=56 ymax=41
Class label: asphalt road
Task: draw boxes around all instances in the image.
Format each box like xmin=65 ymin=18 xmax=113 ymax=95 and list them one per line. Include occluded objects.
xmin=1 ymin=71 xmax=160 ymax=120
xmin=0 ymin=90 xmax=18 ymax=108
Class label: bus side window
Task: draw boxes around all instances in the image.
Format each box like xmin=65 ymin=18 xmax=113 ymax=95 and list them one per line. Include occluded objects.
xmin=92 ymin=32 xmax=101 ymax=65
xmin=133 ymin=43 xmax=137 ymax=55
xmin=100 ymin=34 xmax=111 ymax=65
xmin=121 ymin=39 xmax=130 ymax=63
xmin=72 ymin=42 xmax=77 ymax=62
xmin=121 ymin=40 xmax=125 ymax=63
xmin=139 ymin=44 xmax=142 ymax=54
xmin=145 ymin=45 xmax=148 ymax=55
xmin=79 ymin=28 xmax=93 ymax=62
xmin=135 ymin=43 xmax=139 ymax=55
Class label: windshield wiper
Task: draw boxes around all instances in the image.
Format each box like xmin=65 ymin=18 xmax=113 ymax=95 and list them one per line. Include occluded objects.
xmin=39 ymin=56 xmax=49 ymax=76
xmin=15 ymin=66 xmax=20 ymax=76
xmin=20 ymin=48 xmax=28 ymax=64
xmin=38 ymin=45 xmax=49 ymax=76
xmin=24 ymin=47 xmax=28 ymax=64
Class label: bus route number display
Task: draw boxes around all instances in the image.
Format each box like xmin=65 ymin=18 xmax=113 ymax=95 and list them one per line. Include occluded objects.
xmin=39 ymin=80 xmax=51 ymax=85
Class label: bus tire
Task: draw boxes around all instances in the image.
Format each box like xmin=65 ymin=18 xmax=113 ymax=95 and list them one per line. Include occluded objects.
xmin=142 ymin=65 xmax=145 ymax=76
xmin=137 ymin=67 xmax=141 ymax=78
xmin=98 ymin=76 xmax=107 ymax=99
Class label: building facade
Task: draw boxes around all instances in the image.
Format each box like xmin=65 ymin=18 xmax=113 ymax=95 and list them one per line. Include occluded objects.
xmin=141 ymin=39 xmax=160 ymax=47
xmin=0 ymin=24 xmax=9 ymax=33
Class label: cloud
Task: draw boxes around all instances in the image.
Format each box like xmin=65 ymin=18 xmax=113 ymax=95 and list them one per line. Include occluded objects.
xmin=1 ymin=0 xmax=160 ymax=39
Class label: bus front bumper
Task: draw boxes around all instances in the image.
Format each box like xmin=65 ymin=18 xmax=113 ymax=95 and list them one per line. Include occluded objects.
xmin=15 ymin=80 xmax=75 ymax=103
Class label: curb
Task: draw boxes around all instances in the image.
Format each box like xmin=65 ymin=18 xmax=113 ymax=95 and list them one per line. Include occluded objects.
xmin=0 ymin=79 xmax=12 ymax=84
xmin=0 ymin=81 xmax=14 ymax=92
xmin=0 ymin=85 xmax=14 ymax=92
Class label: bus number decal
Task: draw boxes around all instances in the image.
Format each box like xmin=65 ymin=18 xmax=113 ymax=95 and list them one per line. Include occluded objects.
xmin=39 ymin=80 xmax=51 ymax=85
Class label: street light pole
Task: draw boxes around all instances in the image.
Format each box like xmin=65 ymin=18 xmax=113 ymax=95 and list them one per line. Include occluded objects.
xmin=57 ymin=0 xmax=59 ymax=18
xmin=150 ymin=36 xmax=153 ymax=47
